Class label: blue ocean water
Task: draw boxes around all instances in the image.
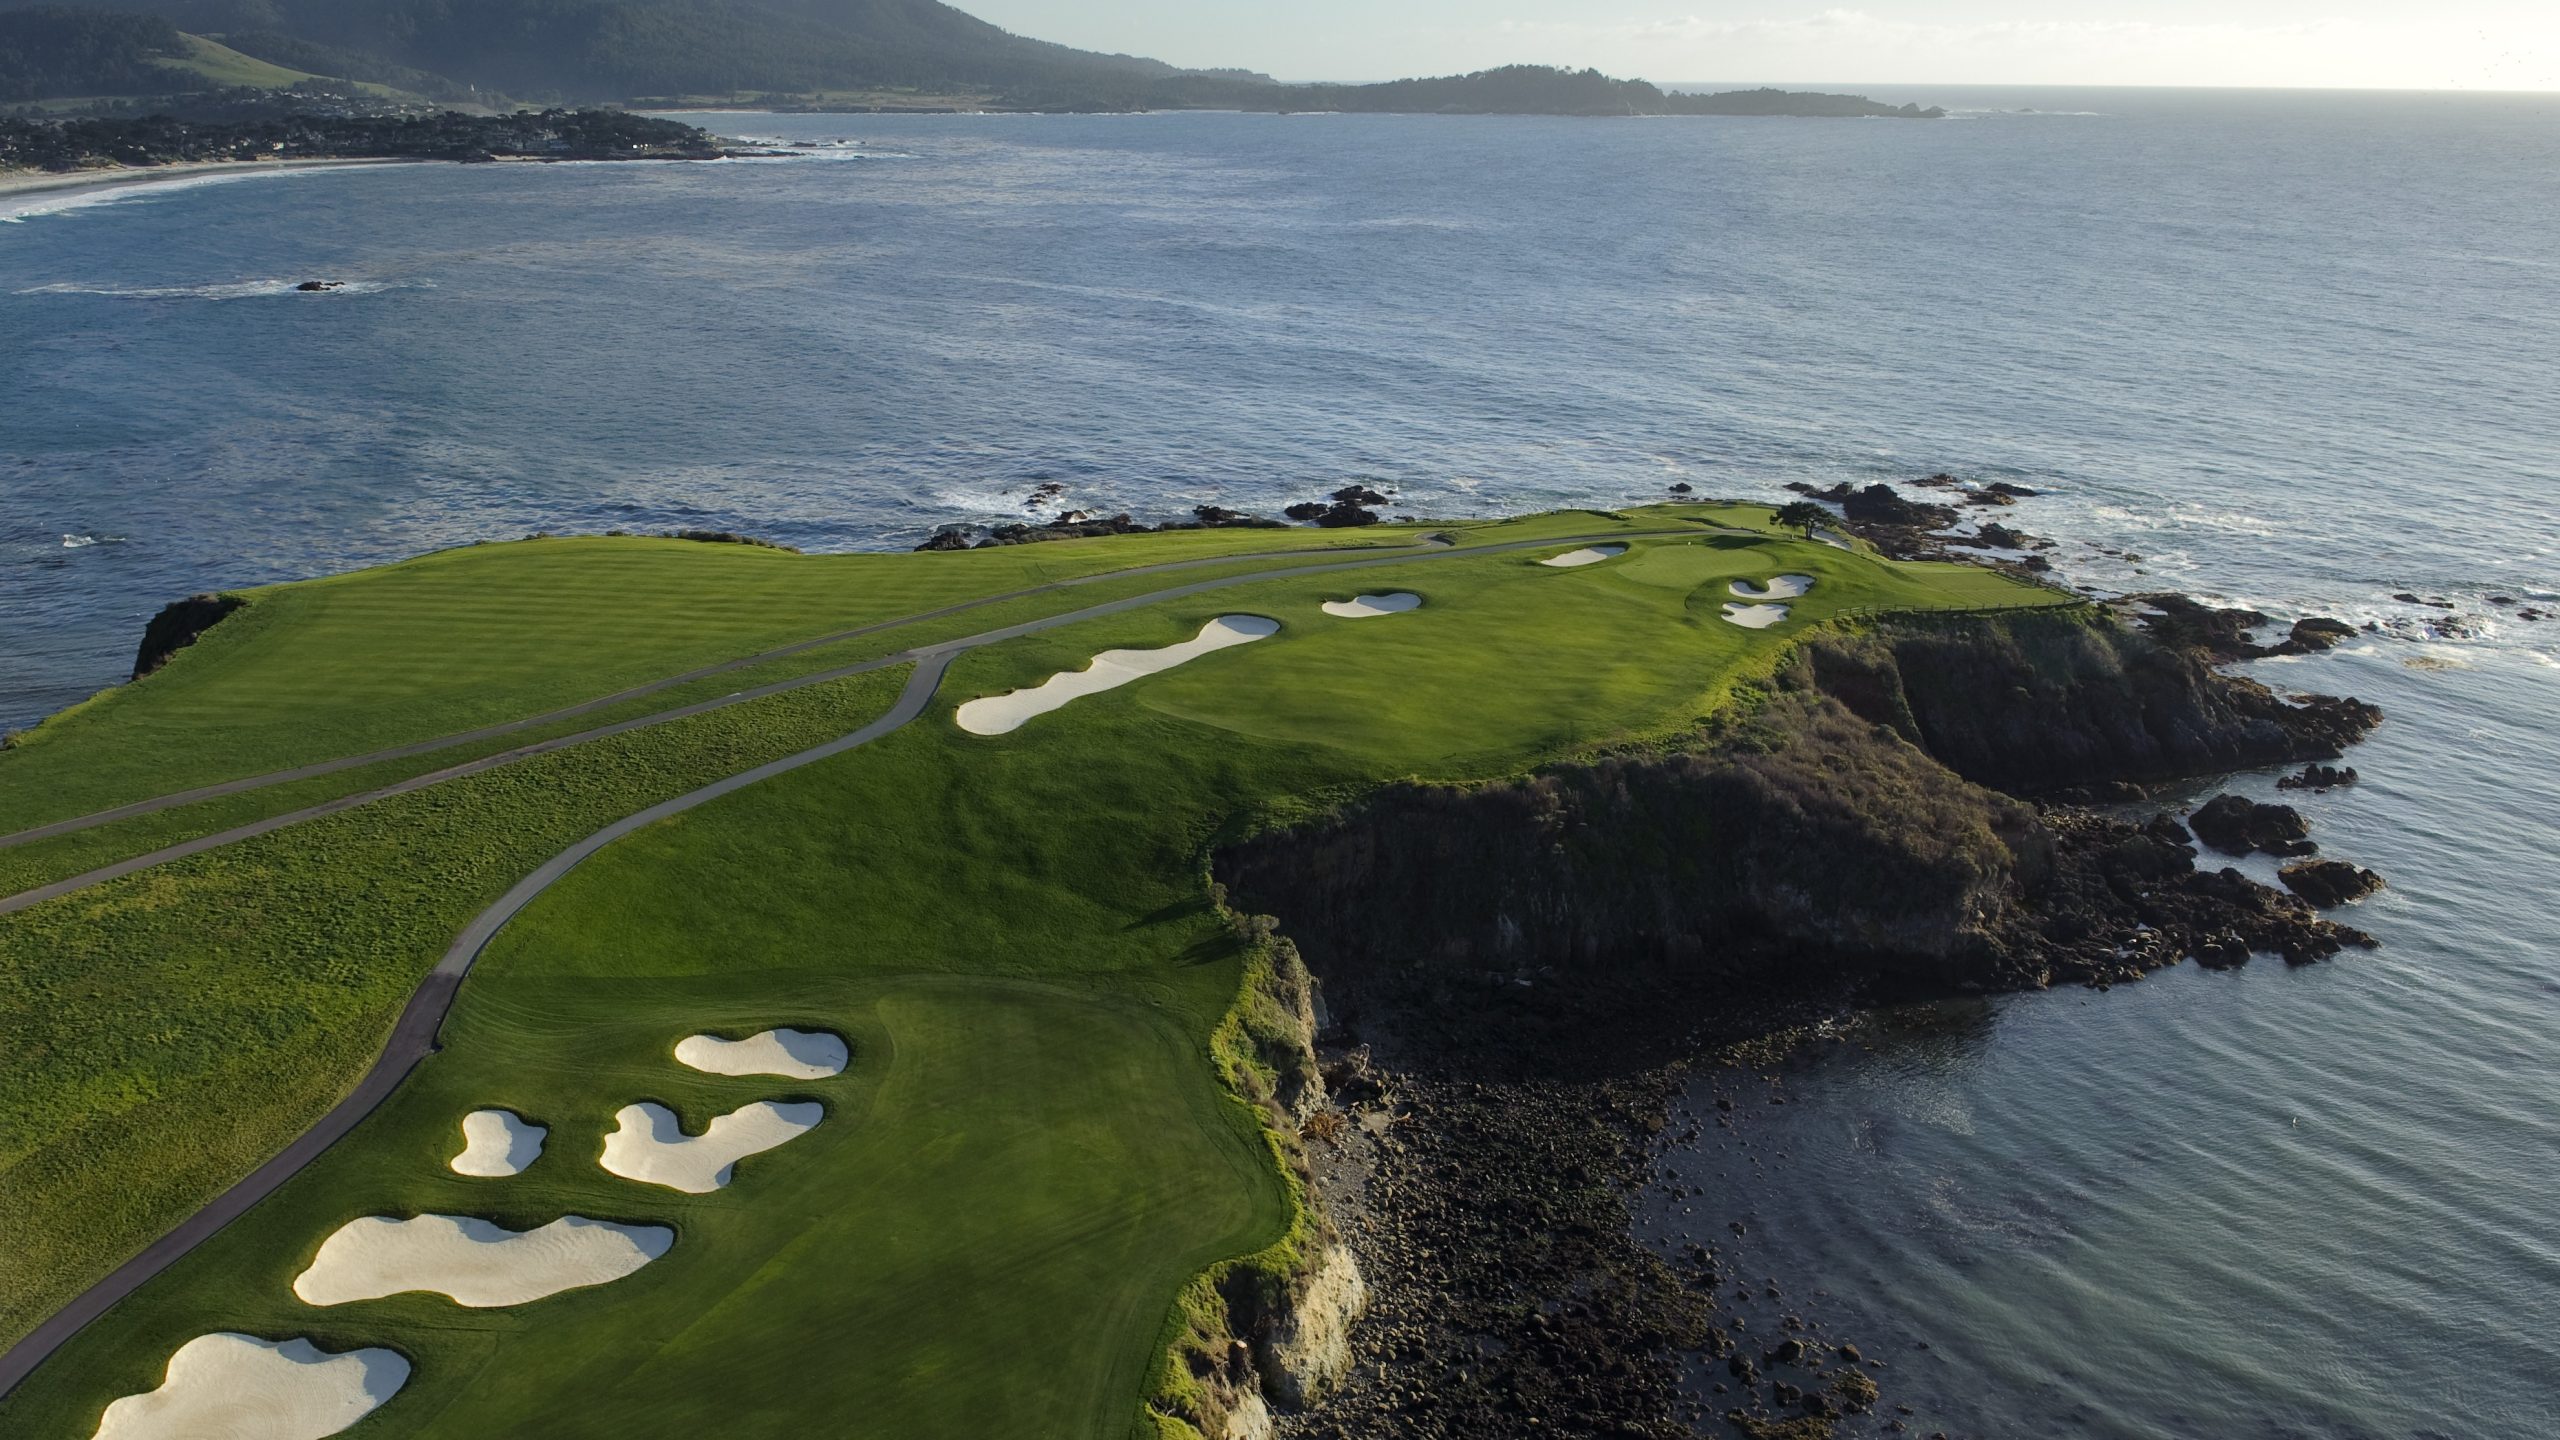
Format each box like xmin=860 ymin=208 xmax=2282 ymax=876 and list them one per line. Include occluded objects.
xmin=4 ymin=90 xmax=2558 ymax=1436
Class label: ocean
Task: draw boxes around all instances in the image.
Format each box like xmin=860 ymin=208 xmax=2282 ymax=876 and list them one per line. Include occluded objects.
xmin=4 ymin=88 xmax=2557 ymax=1436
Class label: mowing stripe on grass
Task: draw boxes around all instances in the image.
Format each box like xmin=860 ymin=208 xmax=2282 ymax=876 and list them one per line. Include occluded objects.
xmin=0 ymin=531 xmax=1701 ymax=916
xmin=0 ymin=535 xmax=1451 ymax=852
xmin=0 ymin=525 xmax=1734 ymax=1397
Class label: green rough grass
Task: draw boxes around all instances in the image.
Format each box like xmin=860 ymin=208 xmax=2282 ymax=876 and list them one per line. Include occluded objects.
xmin=0 ymin=509 xmax=2074 ymax=1438
xmin=3 ymin=971 xmax=1275 ymax=1440
xmin=0 ymin=527 xmax=1422 ymax=834
xmin=0 ymin=538 xmax=1514 ymax=899
xmin=0 ymin=668 xmax=908 ymax=1347
xmin=163 ymin=34 xmax=325 ymax=91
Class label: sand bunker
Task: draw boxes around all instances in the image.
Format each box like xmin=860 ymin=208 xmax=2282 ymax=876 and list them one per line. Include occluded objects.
xmin=1730 ymin=575 xmax=1815 ymax=600
xmin=93 ymin=1333 xmax=409 ymax=1440
xmin=1721 ymin=602 xmax=1792 ymax=629
xmin=600 ymin=1100 xmax=824 ymax=1194
xmin=1540 ymin=545 xmax=1627 ymax=568
xmin=955 ymin=615 xmax=1280 ymax=736
xmin=1320 ymin=592 xmax=1423 ymax=619
xmin=674 ymin=1028 xmax=848 ymax=1080
xmin=293 ymin=1215 xmax=671 ymax=1308
xmin=449 ymin=1109 xmax=546 ymax=1178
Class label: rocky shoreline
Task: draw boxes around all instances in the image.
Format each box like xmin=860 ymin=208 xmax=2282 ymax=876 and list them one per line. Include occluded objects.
xmin=1216 ymin=487 xmax=2392 ymax=1439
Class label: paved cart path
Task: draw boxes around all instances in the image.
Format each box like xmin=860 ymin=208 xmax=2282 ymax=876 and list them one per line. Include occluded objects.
xmin=0 ymin=528 xmax=1696 ymax=1396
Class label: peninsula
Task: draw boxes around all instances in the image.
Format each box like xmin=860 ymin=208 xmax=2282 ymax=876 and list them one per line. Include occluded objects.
xmin=0 ymin=495 xmax=2382 ymax=1439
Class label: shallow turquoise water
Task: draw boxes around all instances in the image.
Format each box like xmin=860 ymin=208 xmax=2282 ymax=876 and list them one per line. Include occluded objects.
xmin=4 ymin=90 xmax=2557 ymax=1436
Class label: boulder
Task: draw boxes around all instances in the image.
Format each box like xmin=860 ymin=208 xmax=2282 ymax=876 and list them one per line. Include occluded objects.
xmin=913 ymin=527 xmax=974 ymax=552
xmin=2126 ymin=593 xmax=2275 ymax=661
xmin=2276 ymin=763 xmax=2358 ymax=792
xmin=2188 ymin=795 xmax=2314 ymax=857
xmin=1841 ymin=484 xmax=1956 ymax=530
xmin=1310 ymin=502 xmax=1380 ymax=528
xmin=2280 ymin=861 xmax=2385 ymax=908
xmin=1329 ymin=484 xmax=1391 ymax=507
xmin=2142 ymin=811 xmax=2196 ymax=846
xmin=2289 ymin=617 xmax=2358 ymax=651
xmin=1192 ymin=505 xmax=1280 ymax=529
xmin=295 ymin=280 xmax=343 ymax=292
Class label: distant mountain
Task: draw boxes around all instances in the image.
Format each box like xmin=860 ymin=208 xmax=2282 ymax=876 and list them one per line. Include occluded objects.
xmin=1147 ymin=67 xmax=1942 ymax=119
xmin=0 ymin=5 xmax=352 ymax=102
xmin=1 ymin=2 xmax=1934 ymax=121
xmin=0 ymin=0 xmax=1195 ymax=103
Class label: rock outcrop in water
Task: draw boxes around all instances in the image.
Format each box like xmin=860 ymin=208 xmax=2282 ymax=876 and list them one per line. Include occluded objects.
xmin=2280 ymin=860 xmax=2387 ymax=908
xmin=2189 ymin=795 xmax=2315 ymax=857
xmin=1221 ymin=691 xmax=2371 ymax=1003
xmin=915 ymin=505 xmax=1285 ymax=551
xmin=1802 ymin=611 xmax=2381 ymax=795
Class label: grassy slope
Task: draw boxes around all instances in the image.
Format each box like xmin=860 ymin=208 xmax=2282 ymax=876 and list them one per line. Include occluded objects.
xmin=164 ymin=33 xmax=323 ymax=90
xmin=0 ymin=508 xmax=2073 ymax=1437
xmin=0 ymin=668 xmax=909 ymax=1347
xmin=0 ymin=528 xmax=1439 ymax=835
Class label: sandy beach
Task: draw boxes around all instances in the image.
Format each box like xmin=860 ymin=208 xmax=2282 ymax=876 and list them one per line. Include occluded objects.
xmin=0 ymin=157 xmax=413 ymax=208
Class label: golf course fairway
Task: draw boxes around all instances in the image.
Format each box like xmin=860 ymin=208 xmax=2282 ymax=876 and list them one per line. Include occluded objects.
xmin=0 ymin=505 xmax=2074 ymax=1438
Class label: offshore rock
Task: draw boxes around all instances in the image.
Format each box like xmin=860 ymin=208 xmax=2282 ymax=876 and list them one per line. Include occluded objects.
xmin=2290 ymin=616 xmax=2359 ymax=651
xmin=2189 ymin=795 xmax=2315 ymax=857
xmin=2280 ymin=860 xmax=2386 ymax=908
xmin=1841 ymin=483 xmax=1957 ymax=530
xmin=2278 ymin=763 xmax=2359 ymax=791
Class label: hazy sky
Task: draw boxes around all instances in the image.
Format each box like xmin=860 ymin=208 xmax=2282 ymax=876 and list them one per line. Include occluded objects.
xmin=966 ymin=1 xmax=2559 ymax=90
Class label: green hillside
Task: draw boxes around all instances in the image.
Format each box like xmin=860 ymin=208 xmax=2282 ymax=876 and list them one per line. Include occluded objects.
xmin=160 ymin=29 xmax=308 ymax=87
xmin=0 ymin=7 xmax=428 ymax=105
xmin=0 ymin=0 xmax=1189 ymax=104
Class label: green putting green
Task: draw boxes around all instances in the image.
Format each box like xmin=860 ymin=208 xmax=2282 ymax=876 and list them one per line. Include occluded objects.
xmin=0 ymin=506 xmax=2076 ymax=1439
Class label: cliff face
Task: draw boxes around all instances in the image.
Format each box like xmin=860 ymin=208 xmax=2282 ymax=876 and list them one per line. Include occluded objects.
xmin=1218 ymin=612 xmax=2378 ymax=1004
xmin=1805 ymin=611 xmax=2379 ymax=795
xmin=131 ymin=592 xmax=243 ymax=679
xmin=1255 ymin=1240 xmax=1367 ymax=1409
xmin=1220 ymin=698 xmax=2043 ymax=997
